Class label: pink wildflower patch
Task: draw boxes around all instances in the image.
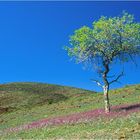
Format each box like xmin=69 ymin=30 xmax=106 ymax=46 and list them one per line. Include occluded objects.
xmin=5 ymin=103 xmax=140 ymax=133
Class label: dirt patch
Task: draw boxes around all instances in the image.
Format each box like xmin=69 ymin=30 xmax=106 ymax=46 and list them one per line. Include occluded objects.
xmin=0 ymin=107 xmax=9 ymax=114
xmin=0 ymin=107 xmax=16 ymax=114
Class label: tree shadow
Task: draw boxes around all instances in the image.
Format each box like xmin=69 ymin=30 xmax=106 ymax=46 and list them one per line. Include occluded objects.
xmin=111 ymin=103 xmax=140 ymax=113
xmin=119 ymin=104 xmax=140 ymax=111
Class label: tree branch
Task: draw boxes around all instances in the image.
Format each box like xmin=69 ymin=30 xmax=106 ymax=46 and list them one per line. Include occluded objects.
xmin=90 ymin=79 xmax=103 ymax=88
xmin=109 ymin=71 xmax=124 ymax=85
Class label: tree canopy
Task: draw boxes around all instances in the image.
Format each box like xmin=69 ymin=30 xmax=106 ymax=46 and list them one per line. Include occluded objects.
xmin=65 ymin=12 xmax=140 ymax=113
xmin=65 ymin=12 xmax=140 ymax=73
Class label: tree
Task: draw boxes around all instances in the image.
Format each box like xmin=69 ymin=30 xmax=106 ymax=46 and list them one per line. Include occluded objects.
xmin=65 ymin=12 xmax=140 ymax=113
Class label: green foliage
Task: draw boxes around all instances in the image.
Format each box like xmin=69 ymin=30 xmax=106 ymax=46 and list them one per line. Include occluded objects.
xmin=65 ymin=12 xmax=140 ymax=66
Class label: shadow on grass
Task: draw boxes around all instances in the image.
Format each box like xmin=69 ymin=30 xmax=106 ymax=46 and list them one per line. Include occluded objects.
xmin=112 ymin=103 xmax=140 ymax=113
xmin=120 ymin=103 xmax=140 ymax=111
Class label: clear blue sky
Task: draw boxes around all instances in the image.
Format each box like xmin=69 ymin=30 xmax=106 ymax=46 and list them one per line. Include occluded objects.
xmin=0 ymin=1 xmax=140 ymax=91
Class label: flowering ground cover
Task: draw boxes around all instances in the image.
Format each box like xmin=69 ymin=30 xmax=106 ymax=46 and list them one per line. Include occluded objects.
xmin=0 ymin=83 xmax=140 ymax=139
xmin=5 ymin=103 xmax=140 ymax=133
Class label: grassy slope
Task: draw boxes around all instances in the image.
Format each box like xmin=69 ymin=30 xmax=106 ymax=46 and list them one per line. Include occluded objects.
xmin=0 ymin=82 xmax=140 ymax=139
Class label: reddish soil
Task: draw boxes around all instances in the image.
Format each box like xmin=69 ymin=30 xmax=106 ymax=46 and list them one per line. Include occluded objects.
xmin=5 ymin=103 xmax=140 ymax=133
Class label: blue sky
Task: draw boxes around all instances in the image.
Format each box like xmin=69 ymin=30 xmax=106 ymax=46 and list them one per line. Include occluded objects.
xmin=0 ymin=1 xmax=140 ymax=91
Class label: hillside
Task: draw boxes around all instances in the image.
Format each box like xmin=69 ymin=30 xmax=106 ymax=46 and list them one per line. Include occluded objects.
xmin=0 ymin=82 xmax=140 ymax=139
xmin=0 ymin=82 xmax=95 ymax=113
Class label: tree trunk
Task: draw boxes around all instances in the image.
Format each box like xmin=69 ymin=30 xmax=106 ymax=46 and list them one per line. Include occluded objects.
xmin=102 ymin=59 xmax=110 ymax=113
xmin=103 ymin=85 xmax=110 ymax=113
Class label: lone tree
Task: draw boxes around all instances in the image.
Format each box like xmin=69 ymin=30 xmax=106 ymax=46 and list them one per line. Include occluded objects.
xmin=65 ymin=12 xmax=140 ymax=113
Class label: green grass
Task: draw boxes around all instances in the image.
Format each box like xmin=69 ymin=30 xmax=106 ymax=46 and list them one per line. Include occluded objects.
xmin=0 ymin=82 xmax=140 ymax=139
xmin=2 ymin=112 xmax=140 ymax=139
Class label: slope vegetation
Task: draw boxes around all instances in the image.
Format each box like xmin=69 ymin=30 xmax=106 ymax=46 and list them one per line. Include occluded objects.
xmin=0 ymin=82 xmax=140 ymax=139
